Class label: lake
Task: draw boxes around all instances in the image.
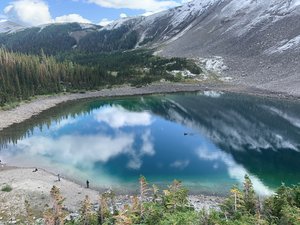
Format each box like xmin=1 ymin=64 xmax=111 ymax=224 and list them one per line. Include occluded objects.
xmin=1 ymin=91 xmax=300 ymax=196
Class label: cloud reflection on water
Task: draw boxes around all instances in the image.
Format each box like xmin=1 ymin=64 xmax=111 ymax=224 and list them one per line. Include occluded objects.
xmin=1 ymin=94 xmax=300 ymax=194
xmin=196 ymin=145 xmax=273 ymax=196
xmin=94 ymin=105 xmax=153 ymax=128
xmin=5 ymin=133 xmax=134 ymax=168
xmin=2 ymin=105 xmax=156 ymax=173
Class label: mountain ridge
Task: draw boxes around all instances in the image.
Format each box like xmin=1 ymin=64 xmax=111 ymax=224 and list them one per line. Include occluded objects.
xmin=0 ymin=19 xmax=25 ymax=33
xmin=0 ymin=0 xmax=299 ymax=96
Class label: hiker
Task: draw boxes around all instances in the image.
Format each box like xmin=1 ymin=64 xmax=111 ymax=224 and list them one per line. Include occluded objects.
xmin=86 ymin=180 xmax=90 ymax=188
xmin=32 ymin=168 xmax=38 ymax=172
xmin=57 ymin=174 xmax=60 ymax=181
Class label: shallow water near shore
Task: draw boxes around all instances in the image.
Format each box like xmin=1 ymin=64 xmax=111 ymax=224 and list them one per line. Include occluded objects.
xmin=1 ymin=92 xmax=300 ymax=195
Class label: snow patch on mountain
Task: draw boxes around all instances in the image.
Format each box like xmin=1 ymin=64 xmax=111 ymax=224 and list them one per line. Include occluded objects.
xmin=167 ymin=0 xmax=222 ymax=28
xmin=220 ymin=0 xmax=300 ymax=36
xmin=79 ymin=23 xmax=100 ymax=30
xmin=198 ymin=56 xmax=228 ymax=74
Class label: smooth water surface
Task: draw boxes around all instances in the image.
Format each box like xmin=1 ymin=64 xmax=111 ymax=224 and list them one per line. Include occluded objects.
xmin=1 ymin=92 xmax=300 ymax=195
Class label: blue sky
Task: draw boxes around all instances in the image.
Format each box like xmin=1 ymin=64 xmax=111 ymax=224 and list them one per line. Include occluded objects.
xmin=0 ymin=0 xmax=187 ymax=26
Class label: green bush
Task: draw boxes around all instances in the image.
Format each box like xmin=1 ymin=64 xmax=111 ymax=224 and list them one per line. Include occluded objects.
xmin=1 ymin=184 xmax=13 ymax=192
xmin=39 ymin=177 xmax=300 ymax=224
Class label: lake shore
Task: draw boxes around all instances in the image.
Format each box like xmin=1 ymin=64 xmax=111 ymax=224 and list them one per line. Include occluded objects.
xmin=0 ymin=82 xmax=299 ymax=132
xmin=0 ymin=166 xmax=224 ymax=222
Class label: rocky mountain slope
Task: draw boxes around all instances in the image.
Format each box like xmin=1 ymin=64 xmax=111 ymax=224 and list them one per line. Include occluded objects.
xmin=0 ymin=0 xmax=299 ymax=95
xmin=105 ymin=0 xmax=300 ymax=96
xmin=157 ymin=0 xmax=300 ymax=96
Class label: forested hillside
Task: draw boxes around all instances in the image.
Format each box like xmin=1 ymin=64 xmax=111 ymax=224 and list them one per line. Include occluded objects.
xmin=0 ymin=23 xmax=86 ymax=55
xmin=0 ymin=48 xmax=202 ymax=106
xmin=77 ymin=26 xmax=138 ymax=53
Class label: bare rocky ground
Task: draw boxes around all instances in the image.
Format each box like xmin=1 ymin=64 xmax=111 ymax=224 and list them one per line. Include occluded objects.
xmin=156 ymin=1 xmax=300 ymax=99
xmin=0 ymin=167 xmax=224 ymax=224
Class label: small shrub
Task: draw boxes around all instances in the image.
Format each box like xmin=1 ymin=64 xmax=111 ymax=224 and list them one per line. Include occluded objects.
xmin=1 ymin=184 xmax=13 ymax=192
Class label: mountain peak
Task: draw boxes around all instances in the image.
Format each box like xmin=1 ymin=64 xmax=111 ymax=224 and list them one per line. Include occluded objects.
xmin=0 ymin=20 xmax=25 ymax=34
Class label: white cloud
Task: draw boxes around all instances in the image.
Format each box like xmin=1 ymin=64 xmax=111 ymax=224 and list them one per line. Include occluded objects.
xmin=3 ymin=133 xmax=134 ymax=169
xmin=3 ymin=0 xmax=92 ymax=26
xmin=141 ymin=11 xmax=157 ymax=17
xmin=54 ymin=14 xmax=91 ymax=24
xmin=170 ymin=160 xmax=190 ymax=170
xmin=99 ymin=18 xmax=114 ymax=26
xmin=94 ymin=106 xmax=153 ymax=128
xmin=2 ymin=129 xmax=155 ymax=171
xmin=52 ymin=117 xmax=78 ymax=130
xmin=119 ymin=13 xmax=127 ymax=18
xmin=4 ymin=0 xmax=52 ymax=26
xmin=127 ymin=130 xmax=155 ymax=170
xmin=0 ymin=14 xmax=8 ymax=20
xmin=140 ymin=130 xmax=155 ymax=155
xmin=196 ymin=146 xmax=274 ymax=196
xmin=203 ymin=90 xmax=224 ymax=98
xmin=87 ymin=0 xmax=179 ymax=12
xmin=181 ymin=0 xmax=193 ymax=3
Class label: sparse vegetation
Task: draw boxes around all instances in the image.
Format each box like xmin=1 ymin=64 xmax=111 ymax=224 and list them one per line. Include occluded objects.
xmin=1 ymin=184 xmax=12 ymax=192
xmin=40 ymin=176 xmax=300 ymax=225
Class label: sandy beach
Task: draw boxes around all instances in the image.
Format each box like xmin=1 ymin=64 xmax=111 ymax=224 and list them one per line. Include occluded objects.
xmin=0 ymin=166 xmax=223 ymax=223
xmin=0 ymin=82 xmax=298 ymax=132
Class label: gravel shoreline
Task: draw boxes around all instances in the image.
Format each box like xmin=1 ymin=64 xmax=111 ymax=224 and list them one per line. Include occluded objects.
xmin=0 ymin=82 xmax=299 ymax=132
xmin=0 ymin=166 xmax=224 ymax=223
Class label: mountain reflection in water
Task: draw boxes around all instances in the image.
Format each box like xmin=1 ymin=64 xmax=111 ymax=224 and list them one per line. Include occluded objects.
xmin=0 ymin=92 xmax=299 ymax=195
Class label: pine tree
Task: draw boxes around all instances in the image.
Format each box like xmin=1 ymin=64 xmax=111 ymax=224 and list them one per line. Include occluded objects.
xmin=243 ymin=174 xmax=257 ymax=215
xmin=139 ymin=176 xmax=150 ymax=217
xmin=80 ymin=195 xmax=96 ymax=225
xmin=44 ymin=186 xmax=66 ymax=225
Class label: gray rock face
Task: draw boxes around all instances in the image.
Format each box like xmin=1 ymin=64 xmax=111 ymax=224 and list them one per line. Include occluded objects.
xmin=105 ymin=0 xmax=300 ymax=96
xmin=158 ymin=0 xmax=300 ymax=96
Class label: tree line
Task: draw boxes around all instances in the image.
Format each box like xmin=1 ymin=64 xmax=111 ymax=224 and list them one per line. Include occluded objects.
xmin=0 ymin=48 xmax=110 ymax=105
xmin=0 ymin=48 xmax=202 ymax=106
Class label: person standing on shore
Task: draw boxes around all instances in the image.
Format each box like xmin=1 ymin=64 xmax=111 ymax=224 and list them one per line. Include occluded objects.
xmin=86 ymin=180 xmax=89 ymax=188
xmin=57 ymin=174 xmax=60 ymax=181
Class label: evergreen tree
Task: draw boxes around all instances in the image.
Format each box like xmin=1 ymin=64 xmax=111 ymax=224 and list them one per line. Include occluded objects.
xmin=243 ymin=174 xmax=257 ymax=215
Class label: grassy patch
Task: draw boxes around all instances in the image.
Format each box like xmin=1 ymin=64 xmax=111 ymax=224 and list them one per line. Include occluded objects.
xmin=1 ymin=184 xmax=13 ymax=192
xmin=0 ymin=102 xmax=20 ymax=111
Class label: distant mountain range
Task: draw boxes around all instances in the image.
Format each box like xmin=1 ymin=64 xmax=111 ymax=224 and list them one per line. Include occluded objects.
xmin=0 ymin=19 xmax=24 ymax=33
xmin=1 ymin=0 xmax=299 ymax=95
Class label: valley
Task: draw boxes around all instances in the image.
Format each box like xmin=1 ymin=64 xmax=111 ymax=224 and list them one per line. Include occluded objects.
xmin=0 ymin=0 xmax=300 ymax=224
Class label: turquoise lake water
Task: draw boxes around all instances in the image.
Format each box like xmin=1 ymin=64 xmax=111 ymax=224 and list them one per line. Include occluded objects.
xmin=1 ymin=91 xmax=300 ymax=195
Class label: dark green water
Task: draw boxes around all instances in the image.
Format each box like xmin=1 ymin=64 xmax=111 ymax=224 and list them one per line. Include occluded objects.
xmin=1 ymin=91 xmax=300 ymax=195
